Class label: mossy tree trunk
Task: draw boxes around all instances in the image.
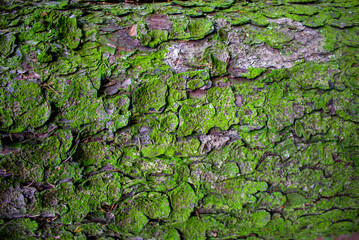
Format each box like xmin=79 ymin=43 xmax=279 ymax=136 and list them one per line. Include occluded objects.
xmin=0 ymin=0 xmax=359 ymax=239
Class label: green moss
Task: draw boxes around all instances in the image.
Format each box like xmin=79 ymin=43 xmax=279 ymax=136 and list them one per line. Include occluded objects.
xmin=218 ymin=209 xmax=271 ymax=237
xmin=188 ymin=17 xmax=214 ymax=40
xmin=209 ymin=52 xmax=228 ymax=77
xmin=246 ymin=210 xmax=271 ymax=232
xmin=141 ymin=145 xmax=166 ymax=158
xmin=168 ymin=70 xmax=210 ymax=90
xmin=168 ymin=15 xmax=190 ymax=40
xmin=238 ymin=138 xmax=266 ymax=166
xmin=0 ymin=33 xmax=16 ymax=57
xmin=58 ymin=173 xmax=122 ymax=225
xmin=285 ymin=193 xmax=308 ymax=208
xmin=178 ymin=103 xmax=215 ymax=136
xmin=178 ymin=86 xmax=238 ymax=136
xmin=169 ymin=183 xmax=199 ymax=222
xmin=219 ymin=162 xmax=240 ymax=178
xmin=133 ymin=78 xmax=167 ymax=114
xmin=159 ymin=112 xmax=179 ymax=132
xmin=255 ymin=192 xmax=287 ymax=210
xmin=241 ymin=67 xmax=267 ymax=79
xmin=212 ymin=179 xmax=268 ymax=210
xmin=183 ymin=7 xmax=205 ymax=17
xmin=115 ymin=207 xmax=149 ymax=234
xmin=252 ymin=23 xmax=294 ymax=49
xmin=250 ymin=12 xmax=270 ymax=27
xmin=237 ymin=111 xmax=268 ymax=133
xmin=74 ymin=142 xmax=120 ymax=173
xmin=294 ymin=210 xmax=358 ymax=239
xmin=126 ymin=48 xmax=170 ymax=79
xmin=261 ymin=6 xmax=288 ymax=19
xmin=187 ymin=71 xmax=210 ymax=90
xmin=70 ymin=222 xmax=106 ymax=237
xmin=57 ymin=15 xmax=82 ymax=49
xmin=56 ymin=98 xmax=100 ymax=128
xmin=46 ymin=161 xmax=83 ymax=184
xmin=341 ymin=27 xmax=359 ymax=47
xmin=0 ymin=80 xmax=51 ymax=133
xmin=165 ymin=88 xmax=186 ymax=112
xmin=82 ymin=173 xmax=122 ymax=208
xmin=262 ymin=214 xmax=295 ymax=238
xmin=327 ymin=8 xmax=359 ymax=28
xmin=1 ymin=1 xmax=359 ymax=239
xmin=298 ymin=142 xmax=333 ymax=168
xmin=265 ymin=80 xmax=307 ymax=132
xmin=222 ymin=12 xmax=250 ymax=26
xmin=202 ymin=194 xmax=230 ymax=212
xmin=208 ymin=86 xmax=239 ymax=127
xmin=168 ymin=137 xmax=201 ymax=157
xmin=103 ymin=95 xmax=131 ymax=132
xmin=56 ymin=184 xmax=88 ymax=224
xmin=292 ymin=62 xmax=339 ymax=90
xmin=325 ymin=117 xmax=359 ymax=147
xmin=54 ymin=76 xmax=130 ymax=131
xmin=288 ymin=5 xmax=318 ymax=16
xmin=294 ymin=112 xmax=330 ymax=141
xmin=163 ymin=228 xmax=181 ymax=240
xmin=138 ymin=192 xmax=171 ymax=219
xmin=173 ymin=0 xmax=234 ymax=8
xmin=148 ymin=156 xmax=180 ymax=180
xmin=284 ymin=0 xmax=318 ymax=2
xmin=302 ymin=12 xmax=331 ymax=27
xmin=102 ymin=5 xmax=132 ymax=16
xmin=0 ymin=218 xmax=38 ymax=239
xmin=320 ymin=89 xmax=359 ymax=122
xmin=148 ymin=29 xmax=168 ymax=48
xmin=38 ymin=47 xmax=53 ymax=63
xmin=173 ymin=216 xmax=219 ymax=240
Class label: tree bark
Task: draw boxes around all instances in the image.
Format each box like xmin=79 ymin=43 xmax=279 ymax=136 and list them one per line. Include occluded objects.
xmin=0 ymin=0 xmax=359 ymax=239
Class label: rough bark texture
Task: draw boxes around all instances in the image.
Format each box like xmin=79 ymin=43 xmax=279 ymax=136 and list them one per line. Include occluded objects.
xmin=0 ymin=0 xmax=359 ymax=239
